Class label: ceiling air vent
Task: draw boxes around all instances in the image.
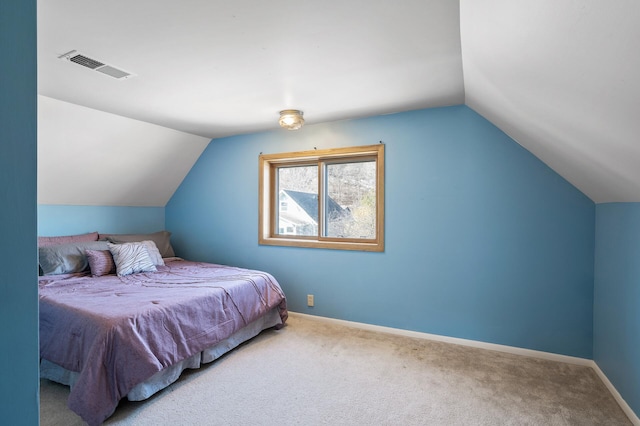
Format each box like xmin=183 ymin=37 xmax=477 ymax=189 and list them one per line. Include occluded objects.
xmin=58 ymin=50 xmax=135 ymax=80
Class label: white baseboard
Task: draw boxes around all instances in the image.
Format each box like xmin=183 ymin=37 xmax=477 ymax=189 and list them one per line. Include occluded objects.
xmin=592 ymin=362 xmax=640 ymax=425
xmin=289 ymin=312 xmax=592 ymax=365
xmin=289 ymin=312 xmax=639 ymax=425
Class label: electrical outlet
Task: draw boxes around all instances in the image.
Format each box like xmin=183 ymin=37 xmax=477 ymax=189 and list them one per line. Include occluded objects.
xmin=307 ymin=294 xmax=314 ymax=307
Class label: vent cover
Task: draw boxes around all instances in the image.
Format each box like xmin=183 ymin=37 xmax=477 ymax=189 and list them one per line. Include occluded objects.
xmin=58 ymin=50 xmax=135 ymax=80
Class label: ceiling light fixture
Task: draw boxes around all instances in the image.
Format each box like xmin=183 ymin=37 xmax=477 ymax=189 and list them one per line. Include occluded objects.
xmin=279 ymin=109 xmax=305 ymax=130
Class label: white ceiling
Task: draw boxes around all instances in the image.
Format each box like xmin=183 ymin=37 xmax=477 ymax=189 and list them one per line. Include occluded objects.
xmin=37 ymin=0 xmax=640 ymax=204
xmin=461 ymin=0 xmax=640 ymax=203
xmin=38 ymin=0 xmax=463 ymax=138
xmin=38 ymin=96 xmax=209 ymax=206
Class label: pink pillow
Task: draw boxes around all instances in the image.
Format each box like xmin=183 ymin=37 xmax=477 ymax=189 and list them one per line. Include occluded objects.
xmin=38 ymin=232 xmax=99 ymax=247
xmin=85 ymin=249 xmax=116 ymax=276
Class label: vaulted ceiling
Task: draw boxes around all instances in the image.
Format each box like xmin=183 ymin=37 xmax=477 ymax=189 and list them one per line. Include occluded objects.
xmin=37 ymin=0 xmax=640 ymax=204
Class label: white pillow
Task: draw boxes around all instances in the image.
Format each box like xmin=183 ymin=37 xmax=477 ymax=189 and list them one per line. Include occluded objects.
xmin=108 ymin=242 xmax=157 ymax=277
xmin=141 ymin=240 xmax=164 ymax=266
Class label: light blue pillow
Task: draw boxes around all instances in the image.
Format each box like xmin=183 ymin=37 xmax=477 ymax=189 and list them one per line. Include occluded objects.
xmin=140 ymin=240 xmax=164 ymax=266
xmin=39 ymin=241 xmax=110 ymax=275
xmin=108 ymin=242 xmax=157 ymax=277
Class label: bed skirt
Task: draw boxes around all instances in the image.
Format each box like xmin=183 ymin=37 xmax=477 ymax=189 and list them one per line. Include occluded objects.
xmin=40 ymin=307 xmax=283 ymax=401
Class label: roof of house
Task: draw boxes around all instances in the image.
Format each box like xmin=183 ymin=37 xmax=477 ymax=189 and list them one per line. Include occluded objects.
xmin=282 ymin=190 xmax=346 ymax=224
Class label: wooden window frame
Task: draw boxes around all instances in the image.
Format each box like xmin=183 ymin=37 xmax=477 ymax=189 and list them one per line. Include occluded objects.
xmin=259 ymin=144 xmax=385 ymax=252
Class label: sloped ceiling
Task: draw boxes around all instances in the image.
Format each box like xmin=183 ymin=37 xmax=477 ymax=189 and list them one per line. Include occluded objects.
xmin=461 ymin=0 xmax=640 ymax=203
xmin=37 ymin=0 xmax=640 ymax=205
xmin=38 ymin=96 xmax=209 ymax=206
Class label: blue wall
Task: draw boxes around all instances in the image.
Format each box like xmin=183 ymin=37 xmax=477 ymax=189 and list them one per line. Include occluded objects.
xmin=38 ymin=205 xmax=166 ymax=236
xmin=594 ymin=203 xmax=640 ymax=417
xmin=167 ymin=105 xmax=595 ymax=358
xmin=0 ymin=0 xmax=39 ymax=424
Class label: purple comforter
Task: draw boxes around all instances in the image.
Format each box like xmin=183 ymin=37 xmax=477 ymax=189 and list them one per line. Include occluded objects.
xmin=39 ymin=259 xmax=287 ymax=425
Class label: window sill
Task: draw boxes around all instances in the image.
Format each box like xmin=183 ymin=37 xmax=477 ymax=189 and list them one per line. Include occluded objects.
xmin=259 ymin=236 xmax=384 ymax=252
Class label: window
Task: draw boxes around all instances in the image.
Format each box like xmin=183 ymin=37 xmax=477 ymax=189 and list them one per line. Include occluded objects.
xmin=259 ymin=144 xmax=384 ymax=251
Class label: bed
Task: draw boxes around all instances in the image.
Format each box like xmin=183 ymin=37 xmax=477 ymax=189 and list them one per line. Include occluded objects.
xmin=38 ymin=231 xmax=288 ymax=426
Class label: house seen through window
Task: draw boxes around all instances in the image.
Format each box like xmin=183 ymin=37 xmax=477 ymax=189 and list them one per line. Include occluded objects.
xmin=259 ymin=144 xmax=384 ymax=251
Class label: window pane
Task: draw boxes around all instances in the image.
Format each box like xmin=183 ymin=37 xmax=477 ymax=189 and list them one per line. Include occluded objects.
xmin=325 ymin=160 xmax=376 ymax=239
xmin=276 ymin=165 xmax=318 ymax=236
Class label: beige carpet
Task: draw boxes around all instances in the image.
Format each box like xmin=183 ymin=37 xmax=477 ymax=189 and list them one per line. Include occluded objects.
xmin=40 ymin=313 xmax=631 ymax=425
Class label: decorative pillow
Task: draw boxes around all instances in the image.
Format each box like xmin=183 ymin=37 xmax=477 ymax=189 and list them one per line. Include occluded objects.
xmin=108 ymin=242 xmax=157 ymax=277
xmin=85 ymin=249 xmax=116 ymax=277
xmin=38 ymin=232 xmax=99 ymax=247
xmin=39 ymin=241 xmax=110 ymax=275
xmin=141 ymin=240 xmax=164 ymax=266
xmin=100 ymin=230 xmax=175 ymax=258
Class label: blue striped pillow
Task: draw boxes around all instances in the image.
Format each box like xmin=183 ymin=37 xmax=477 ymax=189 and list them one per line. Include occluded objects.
xmin=107 ymin=242 xmax=157 ymax=277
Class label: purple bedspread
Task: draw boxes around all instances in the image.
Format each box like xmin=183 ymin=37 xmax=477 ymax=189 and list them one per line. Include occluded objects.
xmin=39 ymin=259 xmax=287 ymax=425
